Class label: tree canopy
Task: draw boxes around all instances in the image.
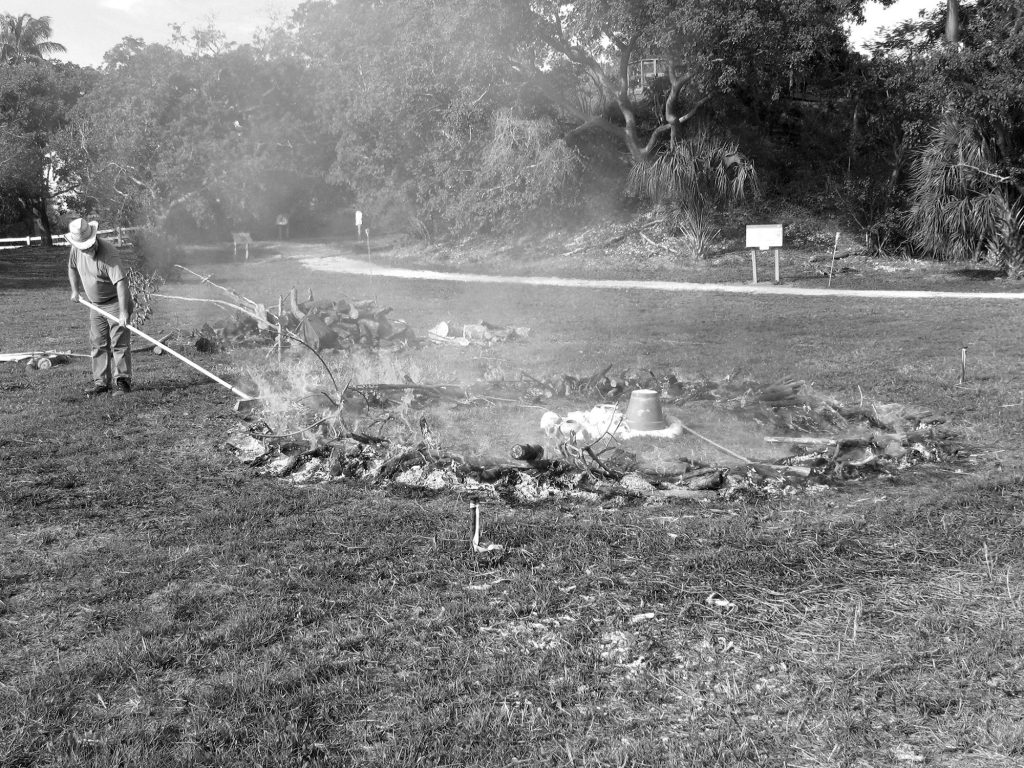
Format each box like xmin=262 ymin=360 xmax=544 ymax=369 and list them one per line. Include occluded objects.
xmin=56 ymin=36 xmax=342 ymax=238
xmin=0 ymin=59 xmax=93 ymax=242
xmin=2 ymin=2 xmax=1022 ymax=271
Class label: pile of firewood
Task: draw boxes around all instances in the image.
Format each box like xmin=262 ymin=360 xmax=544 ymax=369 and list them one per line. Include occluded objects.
xmin=187 ymin=286 xmax=419 ymax=352
xmin=185 ymin=286 xmax=529 ymax=354
xmin=284 ymin=287 xmax=417 ymax=351
xmin=428 ymin=320 xmax=530 ymax=347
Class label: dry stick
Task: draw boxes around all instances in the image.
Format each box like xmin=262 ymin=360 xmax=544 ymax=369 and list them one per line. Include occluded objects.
xmin=676 ymin=421 xmax=753 ymax=464
xmin=638 ymin=217 xmax=667 ymax=230
xmin=78 ymin=298 xmax=254 ymax=401
xmin=255 ymin=414 xmax=335 ymax=441
xmin=827 ymin=232 xmax=841 ymax=288
xmin=153 ymin=293 xmax=265 ymax=322
xmin=174 ymin=265 xmax=260 ymax=310
xmin=131 ymin=332 xmax=174 ymax=354
xmin=640 ymin=231 xmax=679 ymax=256
xmin=676 ymin=422 xmax=807 ymax=477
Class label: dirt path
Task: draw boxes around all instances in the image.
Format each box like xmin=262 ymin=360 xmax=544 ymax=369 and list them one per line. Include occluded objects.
xmin=284 ymin=242 xmax=1024 ymax=300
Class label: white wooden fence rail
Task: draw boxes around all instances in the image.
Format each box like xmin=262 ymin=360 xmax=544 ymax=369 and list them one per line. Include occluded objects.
xmin=0 ymin=226 xmax=141 ymax=251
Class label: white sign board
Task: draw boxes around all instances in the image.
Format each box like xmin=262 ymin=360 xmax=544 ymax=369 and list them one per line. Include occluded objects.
xmin=745 ymin=224 xmax=783 ymax=251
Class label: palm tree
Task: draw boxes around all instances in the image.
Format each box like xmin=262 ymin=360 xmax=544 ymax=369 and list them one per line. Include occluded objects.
xmin=626 ymin=130 xmax=760 ymax=258
xmin=0 ymin=14 xmax=67 ymax=64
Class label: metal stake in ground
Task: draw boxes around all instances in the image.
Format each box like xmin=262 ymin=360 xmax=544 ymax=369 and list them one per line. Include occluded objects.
xmin=958 ymin=346 xmax=968 ymax=385
xmin=77 ymin=298 xmax=256 ymax=409
xmin=827 ymin=232 xmax=840 ymax=288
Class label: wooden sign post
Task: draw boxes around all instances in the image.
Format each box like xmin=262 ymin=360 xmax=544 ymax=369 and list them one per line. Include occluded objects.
xmin=231 ymin=232 xmax=253 ymax=261
xmin=745 ymin=224 xmax=784 ymax=284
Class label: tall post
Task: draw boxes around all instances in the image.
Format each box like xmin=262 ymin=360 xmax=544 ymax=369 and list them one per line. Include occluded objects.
xmin=946 ymin=0 xmax=960 ymax=46
xmin=367 ymin=228 xmax=375 ymax=300
xmin=750 ymin=249 xmax=758 ymax=284
xmin=277 ymin=296 xmax=284 ymax=363
xmin=773 ymin=248 xmax=780 ymax=283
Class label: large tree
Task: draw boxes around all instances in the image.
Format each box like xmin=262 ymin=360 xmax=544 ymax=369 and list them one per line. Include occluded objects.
xmin=294 ymin=0 xmax=570 ymax=234
xmin=58 ymin=34 xmax=341 ymax=238
xmin=0 ymin=14 xmax=66 ymax=65
xmin=292 ymin=0 xmax=879 ymax=234
xmin=0 ymin=60 xmax=93 ymax=243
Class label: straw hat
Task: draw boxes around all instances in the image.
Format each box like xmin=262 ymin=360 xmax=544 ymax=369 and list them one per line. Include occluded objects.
xmin=67 ymin=218 xmax=98 ymax=250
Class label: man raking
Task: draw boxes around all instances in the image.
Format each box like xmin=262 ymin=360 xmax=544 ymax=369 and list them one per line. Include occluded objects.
xmin=67 ymin=218 xmax=134 ymax=396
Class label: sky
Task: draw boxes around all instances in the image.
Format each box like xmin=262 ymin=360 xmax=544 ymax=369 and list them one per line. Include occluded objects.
xmin=11 ymin=0 xmax=938 ymax=69
xmin=8 ymin=0 xmax=304 ymax=68
xmin=849 ymin=0 xmax=940 ymax=49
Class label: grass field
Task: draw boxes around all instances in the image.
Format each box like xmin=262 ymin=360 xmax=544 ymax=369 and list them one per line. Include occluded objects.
xmin=2 ymin=242 xmax=1024 ymax=766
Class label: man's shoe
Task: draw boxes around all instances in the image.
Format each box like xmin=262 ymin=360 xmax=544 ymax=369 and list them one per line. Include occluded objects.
xmin=112 ymin=380 xmax=132 ymax=396
xmin=85 ymin=384 xmax=109 ymax=397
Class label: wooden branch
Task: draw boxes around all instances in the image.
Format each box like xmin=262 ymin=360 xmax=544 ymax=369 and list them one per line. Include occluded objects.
xmin=678 ymin=95 xmax=711 ymax=124
xmin=175 ymin=265 xmax=261 ymax=310
xmin=288 ymin=286 xmax=307 ymax=321
xmin=152 ymin=293 xmax=272 ymax=325
xmin=640 ymin=123 xmax=672 ymax=156
xmin=640 ymin=231 xmax=680 ymax=256
xmin=130 ymin=332 xmax=174 ymax=353
xmin=562 ymin=115 xmax=629 ymax=144
xmin=955 ymin=164 xmax=1011 ymax=182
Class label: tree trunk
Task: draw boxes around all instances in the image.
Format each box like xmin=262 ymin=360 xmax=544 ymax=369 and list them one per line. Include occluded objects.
xmin=609 ymin=43 xmax=649 ymax=164
xmin=946 ymin=0 xmax=960 ymax=46
xmin=536 ymin=14 xmax=707 ymax=166
xmin=664 ymin=62 xmax=689 ymax=146
xmin=847 ymin=99 xmax=860 ymax=187
xmin=32 ymin=198 xmax=53 ymax=246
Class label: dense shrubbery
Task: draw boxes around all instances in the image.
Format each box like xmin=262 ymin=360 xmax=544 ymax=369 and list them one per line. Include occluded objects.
xmin=449 ymin=112 xmax=583 ymax=235
xmin=2 ymin=1 xmax=1022 ymax=267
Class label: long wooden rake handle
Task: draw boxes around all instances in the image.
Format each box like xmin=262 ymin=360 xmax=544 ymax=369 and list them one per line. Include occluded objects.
xmin=78 ymin=297 xmax=255 ymax=401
